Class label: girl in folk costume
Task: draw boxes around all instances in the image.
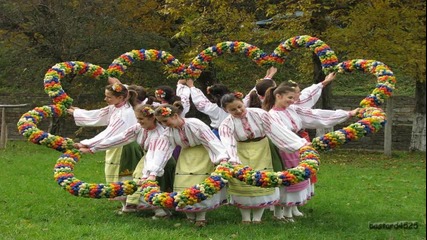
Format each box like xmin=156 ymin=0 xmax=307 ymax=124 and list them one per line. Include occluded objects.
xmin=263 ymin=83 xmax=359 ymax=222
xmin=153 ymin=103 xmax=230 ymax=227
xmin=155 ymin=80 xmax=191 ymax=160
xmin=186 ymin=79 xmax=230 ymax=138
xmin=79 ymin=104 xmax=176 ymax=218
xmin=68 ymin=83 xmax=143 ymax=183
xmin=277 ymin=72 xmax=338 ymax=201
xmin=218 ymin=93 xmax=308 ymax=224
xmin=67 ymin=83 xmax=143 ymax=207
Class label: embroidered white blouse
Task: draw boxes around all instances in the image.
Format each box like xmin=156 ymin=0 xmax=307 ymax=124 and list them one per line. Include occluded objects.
xmin=73 ymin=103 xmax=137 ymax=148
xmin=88 ymin=123 xmax=169 ymax=177
xmin=176 ymin=83 xmax=191 ymax=117
xmin=154 ymin=118 xmax=229 ymax=164
xmin=218 ymin=108 xmax=307 ymax=163
xmin=189 ymin=86 xmax=229 ymax=128
xmin=269 ymin=105 xmax=352 ymax=132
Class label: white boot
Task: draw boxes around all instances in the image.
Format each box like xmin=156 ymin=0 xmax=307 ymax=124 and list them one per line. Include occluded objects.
xmin=283 ymin=206 xmax=294 ymax=223
xmin=292 ymin=206 xmax=304 ymax=217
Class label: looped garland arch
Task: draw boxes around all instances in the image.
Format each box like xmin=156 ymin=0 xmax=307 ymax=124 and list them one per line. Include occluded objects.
xmin=16 ymin=36 xmax=395 ymax=209
xmin=43 ymin=61 xmax=108 ymax=109
xmin=185 ymin=35 xmax=338 ymax=79
xmin=107 ymin=49 xmax=186 ymax=79
xmin=311 ymin=59 xmax=395 ymax=151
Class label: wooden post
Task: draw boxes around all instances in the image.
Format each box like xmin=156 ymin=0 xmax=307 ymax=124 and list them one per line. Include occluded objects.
xmin=0 ymin=104 xmax=29 ymax=149
xmin=384 ymin=97 xmax=393 ymax=156
xmin=0 ymin=107 xmax=6 ymax=149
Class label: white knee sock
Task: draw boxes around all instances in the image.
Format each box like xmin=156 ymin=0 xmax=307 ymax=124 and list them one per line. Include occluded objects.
xmin=195 ymin=211 xmax=207 ymax=221
xmin=240 ymin=208 xmax=251 ymax=222
xmin=283 ymin=206 xmax=292 ymax=218
xmin=185 ymin=212 xmax=196 ymax=220
xmin=252 ymin=208 xmax=265 ymax=222
xmin=273 ymin=206 xmax=284 ymax=219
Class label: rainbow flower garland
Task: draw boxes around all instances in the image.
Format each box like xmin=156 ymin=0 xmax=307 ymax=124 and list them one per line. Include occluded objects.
xmin=54 ymin=149 xmax=138 ymax=198
xmin=312 ymin=59 xmax=396 ymax=151
xmin=107 ymin=49 xmax=186 ymax=79
xmin=44 ymin=62 xmax=108 ymax=108
xmin=186 ymin=41 xmax=271 ymax=79
xmin=185 ymin=35 xmax=338 ymax=79
xmin=272 ymin=35 xmax=339 ymax=74
xmin=17 ymin=105 xmax=74 ymax=152
xmin=337 ymin=59 xmax=395 ymax=107
xmin=232 ymin=146 xmax=319 ymax=188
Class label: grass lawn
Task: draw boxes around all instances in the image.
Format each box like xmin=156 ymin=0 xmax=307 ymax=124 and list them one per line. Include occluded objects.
xmin=0 ymin=141 xmax=425 ymax=240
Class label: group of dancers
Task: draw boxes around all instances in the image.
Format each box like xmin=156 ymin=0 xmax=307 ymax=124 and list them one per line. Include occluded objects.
xmin=67 ymin=67 xmax=359 ymax=227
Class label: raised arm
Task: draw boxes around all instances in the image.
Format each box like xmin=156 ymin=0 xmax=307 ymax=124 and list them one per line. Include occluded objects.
xmin=176 ymin=80 xmax=191 ymax=117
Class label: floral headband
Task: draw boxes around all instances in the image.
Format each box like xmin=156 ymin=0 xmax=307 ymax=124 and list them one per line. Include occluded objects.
xmin=155 ymin=89 xmax=166 ymax=99
xmin=234 ymin=91 xmax=244 ymax=99
xmin=159 ymin=106 xmax=173 ymax=117
xmin=140 ymin=106 xmax=155 ymax=117
xmin=112 ymin=83 xmax=124 ymax=93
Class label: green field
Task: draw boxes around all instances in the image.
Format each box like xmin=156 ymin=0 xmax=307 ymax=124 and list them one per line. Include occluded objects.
xmin=0 ymin=141 xmax=425 ymax=240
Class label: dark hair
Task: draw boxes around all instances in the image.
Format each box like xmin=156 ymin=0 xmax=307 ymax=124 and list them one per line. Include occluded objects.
xmin=248 ymin=91 xmax=262 ymax=108
xmin=256 ymin=79 xmax=277 ymax=97
xmin=262 ymin=83 xmax=297 ymax=111
xmin=155 ymin=85 xmax=181 ymax=104
xmin=126 ymin=84 xmax=157 ymax=107
xmin=207 ymin=84 xmax=231 ymax=107
xmin=105 ymin=83 xmax=139 ymax=108
xmin=248 ymin=79 xmax=276 ymax=108
xmin=127 ymin=85 xmax=147 ymax=102
xmin=221 ymin=93 xmax=243 ymax=109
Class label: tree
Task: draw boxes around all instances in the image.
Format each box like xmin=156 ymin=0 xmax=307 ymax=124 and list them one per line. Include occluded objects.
xmin=324 ymin=0 xmax=426 ymax=151
xmin=0 ymin=0 xmax=177 ymax=134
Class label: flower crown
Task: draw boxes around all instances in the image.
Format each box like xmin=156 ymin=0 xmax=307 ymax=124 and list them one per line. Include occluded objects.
xmin=112 ymin=83 xmax=124 ymax=93
xmin=159 ymin=106 xmax=173 ymax=117
xmin=155 ymin=89 xmax=166 ymax=99
xmin=140 ymin=106 xmax=155 ymax=117
xmin=234 ymin=91 xmax=244 ymax=99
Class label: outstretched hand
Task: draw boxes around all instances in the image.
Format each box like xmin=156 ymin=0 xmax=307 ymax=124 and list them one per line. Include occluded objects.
xmin=79 ymin=147 xmax=93 ymax=154
xmin=73 ymin=143 xmax=86 ymax=149
xmin=322 ymin=72 xmax=337 ymax=86
xmin=66 ymin=106 xmax=79 ymax=115
xmin=186 ymin=79 xmax=194 ymax=87
xmin=349 ymin=108 xmax=361 ymax=117
xmin=177 ymin=79 xmax=187 ymax=85
xmin=266 ymin=66 xmax=278 ymax=79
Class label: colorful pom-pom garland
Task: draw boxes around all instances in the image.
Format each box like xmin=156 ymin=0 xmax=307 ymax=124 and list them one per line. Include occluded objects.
xmin=186 ymin=35 xmax=338 ymax=79
xmin=311 ymin=59 xmax=395 ymax=151
xmin=44 ymin=61 xmax=108 ymax=109
xmin=17 ymin=36 xmax=394 ymax=209
xmin=107 ymin=49 xmax=186 ymax=79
